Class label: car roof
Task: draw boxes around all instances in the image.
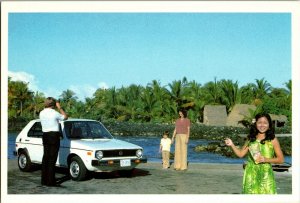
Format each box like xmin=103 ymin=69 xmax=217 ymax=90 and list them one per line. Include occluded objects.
xmin=32 ymin=118 xmax=99 ymax=122
xmin=63 ymin=118 xmax=99 ymax=122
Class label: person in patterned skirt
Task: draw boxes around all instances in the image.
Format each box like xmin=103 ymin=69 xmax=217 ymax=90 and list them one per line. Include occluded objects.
xmin=225 ymin=113 xmax=284 ymax=194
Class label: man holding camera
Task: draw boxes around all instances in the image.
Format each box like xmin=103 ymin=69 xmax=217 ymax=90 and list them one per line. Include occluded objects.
xmin=39 ymin=97 xmax=68 ymax=186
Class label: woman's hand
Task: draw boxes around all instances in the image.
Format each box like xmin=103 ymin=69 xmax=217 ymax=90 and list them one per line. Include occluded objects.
xmin=225 ymin=138 xmax=248 ymax=158
xmin=224 ymin=138 xmax=233 ymax=146
xmin=255 ymin=155 xmax=266 ymax=163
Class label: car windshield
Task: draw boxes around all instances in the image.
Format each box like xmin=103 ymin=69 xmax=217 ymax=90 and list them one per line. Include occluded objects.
xmin=64 ymin=121 xmax=113 ymax=139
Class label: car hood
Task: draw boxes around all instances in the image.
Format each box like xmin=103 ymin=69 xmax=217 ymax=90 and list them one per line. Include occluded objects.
xmin=67 ymin=138 xmax=142 ymax=151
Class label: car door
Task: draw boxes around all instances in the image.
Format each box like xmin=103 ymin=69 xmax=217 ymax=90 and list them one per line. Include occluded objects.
xmin=27 ymin=121 xmax=67 ymax=166
xmin=26 ymin=122 xmax=44 ymax=163
xmin=57 ymin=122 xmax=69 ymax=167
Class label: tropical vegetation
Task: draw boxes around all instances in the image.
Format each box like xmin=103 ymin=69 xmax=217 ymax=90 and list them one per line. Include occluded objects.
xmin=8 ymin=76 xmax=292 ymax=132
xmin=8 ymin=76 xmax=293 ymax=156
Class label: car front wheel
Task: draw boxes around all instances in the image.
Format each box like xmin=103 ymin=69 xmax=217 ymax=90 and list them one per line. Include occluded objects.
xmin=69 ymin=156 xmax=87 ymax=181
xmin=18 ymin=151 xmax=33 ymax=172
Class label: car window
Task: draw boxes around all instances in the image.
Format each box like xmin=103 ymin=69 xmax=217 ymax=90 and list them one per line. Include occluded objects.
xmin=64 ymin=121 xmax=113 ymax=139
xmin=27 ymin=122 xmax=43 ymax=138
xmin=89 ymin=122 xmax=113 ymax=139
xmin=28 ymin=122 xmax=63 ymax=139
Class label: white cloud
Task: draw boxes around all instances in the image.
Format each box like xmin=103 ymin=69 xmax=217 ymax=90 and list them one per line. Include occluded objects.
xmin=8 ymin=70 xmax=63 ymax=99
xmin=8 ymin=70 xmax=109 ymax=101
xmin=69 ymin=82 xmax=109 ymax=101
xmin=98 ymin=82 xmax=109 ymax=90
xmin=8 ymin=71 xmax=39 ymax=92
xmin=43 ymin=87 xmax=62 ymax=99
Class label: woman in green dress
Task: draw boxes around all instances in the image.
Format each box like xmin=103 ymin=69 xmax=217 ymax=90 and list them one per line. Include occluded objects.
xmin=225 ymin=113 xmax=284 ymax=194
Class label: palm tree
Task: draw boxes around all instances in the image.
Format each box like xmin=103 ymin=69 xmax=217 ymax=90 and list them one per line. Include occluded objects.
xmin=138 ymin=87 xmax=160 ymax=122
xmin=116 ymin=85 xmax=144 ymax=121
xmin=90 ymin=87 xmax=110 ymax=120
xmin=31 ymin=91 xmax=45 ymax=118
xmin=285 ymin=80 xmax=292 ymax=108
xmin=266 ymin=87 xmax=290 ymax=113
xmin=167 ymin=77 xmax=188 ymax=110
xmin=219 ymin=79 xmax=241 ymax=113
xmin=147 ymin=80 xmax=169 ymax=102
xmin=202 ymin=77 xmax=222 ymax=105
xmin=252 ymin=78 xmax=272 ymax=105
xmin=8 ymin=77 xmax=18 ymax=118
xmin=59 ymin=89 xmax=78 ymax=116
xmin=284 ymin=79 xmax=292 ymax=123
xmin=285 ymin=80 xmax=292 ymax=93
xmin=240 ymin=83 xmax=255 ymax=104
xmin=105 ymin=87 xmax=122 ymax=120
xmin=146 ymin=80 xmax=171 ymax=120
xmin=184 ymin=80 xmax=205 ymax=122
xmin=15 ymin=81 xmax=34 ymax=117
xmin=161 ymin=99 xmax=178 ymax=123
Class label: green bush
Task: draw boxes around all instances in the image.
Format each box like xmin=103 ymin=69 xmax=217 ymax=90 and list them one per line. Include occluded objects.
xmin=102 ymin=121 xmax=292 ymax=157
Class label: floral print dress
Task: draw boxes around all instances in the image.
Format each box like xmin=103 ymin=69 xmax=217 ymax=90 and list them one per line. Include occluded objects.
xmin=243 ymin=140 xmax=277 ymax=194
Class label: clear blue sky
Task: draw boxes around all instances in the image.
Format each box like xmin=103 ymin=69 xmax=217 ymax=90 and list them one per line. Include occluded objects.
xmin=8 ymin=13 xmax=291 ymax=100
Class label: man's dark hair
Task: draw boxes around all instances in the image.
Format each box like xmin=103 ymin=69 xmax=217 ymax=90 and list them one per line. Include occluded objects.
xmin=44 ymin=97 xmax=56 ymax=108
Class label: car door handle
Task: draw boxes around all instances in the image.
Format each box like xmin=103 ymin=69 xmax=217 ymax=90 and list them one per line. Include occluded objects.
xmin=25 ymin=139 xmax=30 ymax=141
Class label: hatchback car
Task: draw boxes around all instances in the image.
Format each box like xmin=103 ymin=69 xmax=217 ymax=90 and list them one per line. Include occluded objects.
xmin=15 ymin=119 xmax=147 ymax=181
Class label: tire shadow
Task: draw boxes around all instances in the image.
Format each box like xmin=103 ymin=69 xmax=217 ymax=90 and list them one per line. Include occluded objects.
xmin=54 ymin=167 xmax=151 ymax=183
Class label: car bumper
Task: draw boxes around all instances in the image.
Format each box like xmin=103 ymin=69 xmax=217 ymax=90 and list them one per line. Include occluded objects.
xmin=91 ymin=157 xmax=147 ymax=167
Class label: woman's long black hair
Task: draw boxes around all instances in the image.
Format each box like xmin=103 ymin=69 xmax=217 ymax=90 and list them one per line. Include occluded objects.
xmin=179 ymin=109 xmax=188 ymax=118
xmin=247 ymin=113 xmax=275 ymax=144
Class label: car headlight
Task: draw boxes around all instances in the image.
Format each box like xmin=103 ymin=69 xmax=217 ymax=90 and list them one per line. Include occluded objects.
xmin=95 ymin=151 xmax=103 ymax=160
xmin=136 ymin=149 xmax=143 ymax=158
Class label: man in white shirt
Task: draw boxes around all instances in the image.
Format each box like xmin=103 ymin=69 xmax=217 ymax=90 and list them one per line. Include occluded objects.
xmin=39 ymin=97 xmax=68 ymax=186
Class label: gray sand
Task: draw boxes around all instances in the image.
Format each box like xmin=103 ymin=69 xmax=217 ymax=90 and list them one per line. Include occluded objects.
xmin=6 ymin=159 xmax=291 ymax=194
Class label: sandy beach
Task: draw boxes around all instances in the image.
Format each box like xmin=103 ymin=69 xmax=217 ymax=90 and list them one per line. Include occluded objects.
xmin=6 ymin=159 xmax=291 ymax=194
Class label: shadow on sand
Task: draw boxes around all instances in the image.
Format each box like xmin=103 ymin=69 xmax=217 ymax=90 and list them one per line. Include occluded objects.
xmin=27 ymin=164 xmax=150 ymax=185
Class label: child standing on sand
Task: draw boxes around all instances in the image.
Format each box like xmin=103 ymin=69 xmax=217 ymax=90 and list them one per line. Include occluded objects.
xmin=159 ymin=131 xmax=172 ymax=169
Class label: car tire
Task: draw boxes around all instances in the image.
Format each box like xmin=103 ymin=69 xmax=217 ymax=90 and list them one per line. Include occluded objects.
xmin=69 ymin=156 xmax=88 ymax=181
xmin=18 ymin=151 xmax=33 ymax=172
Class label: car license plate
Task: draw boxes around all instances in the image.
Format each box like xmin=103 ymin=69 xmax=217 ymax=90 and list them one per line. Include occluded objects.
xmin=120 ymin=159 xmax=131 ymax=167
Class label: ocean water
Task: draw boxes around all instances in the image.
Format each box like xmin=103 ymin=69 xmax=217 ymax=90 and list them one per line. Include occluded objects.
xmin=116 ymin=136 xmax=246 ymax=164
xmin=8 ymin=132 xmax=291 ymax=164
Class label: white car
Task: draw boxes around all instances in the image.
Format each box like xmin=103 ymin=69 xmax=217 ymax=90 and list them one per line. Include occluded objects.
xmin=15 ymin=118 xmax=147 ymax=181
